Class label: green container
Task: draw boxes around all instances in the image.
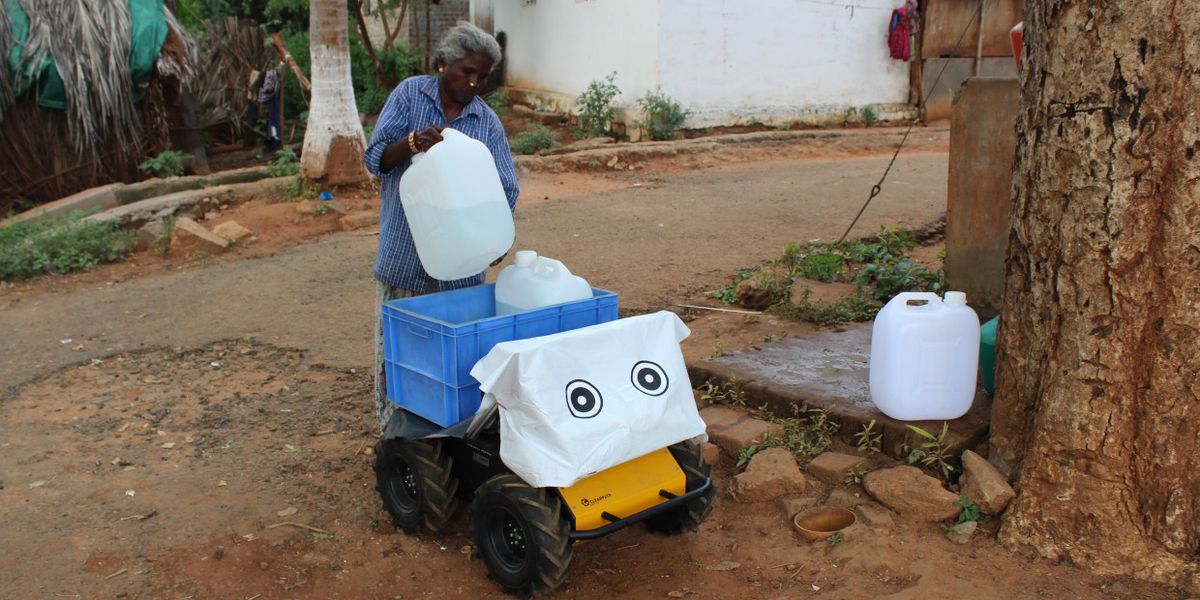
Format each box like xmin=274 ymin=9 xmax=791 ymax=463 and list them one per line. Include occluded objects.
xmin=979 ymin=316 xmax=999 ymax=396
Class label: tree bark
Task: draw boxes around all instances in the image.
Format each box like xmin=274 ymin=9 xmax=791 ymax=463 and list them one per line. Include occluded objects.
xmin=993 ymin=0 xmax=1200 ymax=592
xmin=301 ymin=0 xmax=368 ymax=184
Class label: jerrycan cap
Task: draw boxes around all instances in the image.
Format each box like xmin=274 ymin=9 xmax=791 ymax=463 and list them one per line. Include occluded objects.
xmin=514 ymin=250 xmax=538 ymax=267
xmin=944 ymin=291 xmax=968 ymax=305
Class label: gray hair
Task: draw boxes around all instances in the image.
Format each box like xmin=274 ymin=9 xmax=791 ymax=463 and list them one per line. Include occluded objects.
xmin=435 ymin=21 xmax=502 ymax=68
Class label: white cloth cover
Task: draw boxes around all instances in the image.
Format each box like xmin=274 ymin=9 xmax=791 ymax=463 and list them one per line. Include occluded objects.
xmin=469 ymin=311 xmax=706 ymax=488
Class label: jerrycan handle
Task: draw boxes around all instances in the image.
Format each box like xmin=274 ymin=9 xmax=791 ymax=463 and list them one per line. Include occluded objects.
xmin=890 ymin=291 xmax=942 ymax=309
xmin=409 ymin=127 xmax=461 ymax=165
xmin=533 ymin=257 xmax=567 ymax=278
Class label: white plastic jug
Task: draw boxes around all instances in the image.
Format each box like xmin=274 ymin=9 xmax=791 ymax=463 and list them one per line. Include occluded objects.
xmin=398 ymin=127 xmax=515 ymax=281
xmin=868 ymin=291 xmax=981 ymax=421
xmin=495 ymin=250 xmax=592 ymax=315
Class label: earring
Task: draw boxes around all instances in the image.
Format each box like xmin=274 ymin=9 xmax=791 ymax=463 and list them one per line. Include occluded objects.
xmin=438 ymin=67 xmax=444 ymax=73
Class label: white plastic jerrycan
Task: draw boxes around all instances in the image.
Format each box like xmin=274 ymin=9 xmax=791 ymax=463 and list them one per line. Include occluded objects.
xmin=495 ymin=250 xmax=593 ymax=315
xmin=868 ymin=291 xmax=981 ymax=421
xmin=398 ymin=127 xmax=515 ymax=281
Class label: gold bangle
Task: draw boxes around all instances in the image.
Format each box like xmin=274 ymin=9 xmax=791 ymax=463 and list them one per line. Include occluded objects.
xmin=407 ymin=131 xmax=418 ymax=153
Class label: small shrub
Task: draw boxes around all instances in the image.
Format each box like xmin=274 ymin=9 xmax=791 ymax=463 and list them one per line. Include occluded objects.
xmin=486 ymin=89 xmax=510 ymax=116
xmin=0 ymin=211 xmax=133 ymax=280
xmin=798 ymin=252 xmax=843 ymax=282
xmin=862 ymin=105 xmax=879 ymax=126
xmin=139 ymin=150 xmax=189 ymax=178
xmin=634 ymin=89 xmax=690 ymax=141
xmin=267 ymin=147 xmax=300 ymax=178
xmin=509 ymin=124 xmax=560 ymax=155
xmin=576 ymin=72 xmax=621 ymax=138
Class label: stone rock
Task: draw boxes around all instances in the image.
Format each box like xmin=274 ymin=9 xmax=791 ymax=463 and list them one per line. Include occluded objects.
xmin=825 ymin=487 xmax=865 ymax=509
xmin=701 ymin=442 xmax=721 ymax=465
xmin=960 ymin=450 xmax=1015 ymax=514
xmin=778 ymin=495 xmax=819 ymax=519
xmin=212 ymin=220 xmax=253 ymax=243
xmin=855 ymin=502 xmax=896 ymax=530
xmin=169 ymin=217 xmax=229 ymax=255
xmin=324 ymin=200 xmax=348 ymax=215
xmin=134 ymin=220 xmax=168 ymax=252
xmin=295 ymin=200 xmax=321 ymax=215
xmin=807 ymin=452 xmax=868 ymax=485
xmin=731 ymin=448 xmax=807 ymax=503
xmin=862 ymin=466 xmax=960 ymax=522
xmin=945 ymin=520 xmax=977 ymax=545
xmin=700 ymin=406 xmax=786 ymax=457
xmin=735 ymin=277 xmax=773 ymax=310
xmin=339 ymin=211 xmax=377 ymax=231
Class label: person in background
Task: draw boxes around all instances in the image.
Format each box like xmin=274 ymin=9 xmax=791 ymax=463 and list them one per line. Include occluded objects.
xmin=257 ymin=61 xmax=283 ymax=160
xmin=363 ymin=21 xmax=517 ymax=430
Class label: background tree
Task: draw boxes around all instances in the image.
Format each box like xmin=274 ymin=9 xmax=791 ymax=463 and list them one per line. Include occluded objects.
xmin=300 ymin=0 xmax=368 ymax=183
xmin=993 ymin=0 xmax=1199 ymax=592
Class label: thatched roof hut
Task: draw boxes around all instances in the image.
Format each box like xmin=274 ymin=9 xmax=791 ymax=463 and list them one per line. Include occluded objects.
xmin=0 ymin=0 xmax=196 ymax=216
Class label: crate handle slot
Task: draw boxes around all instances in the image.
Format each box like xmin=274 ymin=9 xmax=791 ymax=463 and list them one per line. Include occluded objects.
xmin=407 ymin=325 xmax=432 ymax=339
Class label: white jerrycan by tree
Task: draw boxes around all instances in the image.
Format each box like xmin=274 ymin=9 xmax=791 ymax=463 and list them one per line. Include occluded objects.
xmin=494 ymin=251 xmax=592 ymax=315
xmin=398 ymin=127 xmax=515 ymax=281
xmin=868 ymin=291 xmax=981 ymax=421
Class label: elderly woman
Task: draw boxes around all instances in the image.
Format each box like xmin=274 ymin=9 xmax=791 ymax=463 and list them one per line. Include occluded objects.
xmin=364 ymin=21 xmax=518 ymax=430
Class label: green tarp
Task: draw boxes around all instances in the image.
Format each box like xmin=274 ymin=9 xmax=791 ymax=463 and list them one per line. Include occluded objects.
xmin=4 ymin=0 xmax=168 ymax=108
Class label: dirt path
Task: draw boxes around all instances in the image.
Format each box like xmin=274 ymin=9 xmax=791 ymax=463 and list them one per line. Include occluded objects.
xmin=0 ymin=151 xmax=946 ymax=397
xmin=3 ymin=143 xmax=1174 ymax=599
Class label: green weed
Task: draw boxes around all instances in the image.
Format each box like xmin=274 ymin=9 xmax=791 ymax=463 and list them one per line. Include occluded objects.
xmin=955 ymin=494 xmax=982 ymax=523
xmin=577 ymin=72 xmax=621 ymax=138
xmin=267 ymin=147 xmax=300 ymax=178
xmin=855 ymin=419 xmax=882 ymax=454
xmin=486 ymin=89 xmax=510 ymax=116
xmin=139 ymin=150 xmax=189 ymax=178
xmin=634 ymin=89 xmax=690 ymax=141
xmin=862 ymin=105 xmax=879 ymax=126
xmin=510 ymin=124 xmax=560 ymax=155
xmin=0 ymin=211 xmax=133 ymax=280
xmin=904 ymin=422 xmax=956 ymax=481
xmin=798 ymin=252 xmax=843 ymax=282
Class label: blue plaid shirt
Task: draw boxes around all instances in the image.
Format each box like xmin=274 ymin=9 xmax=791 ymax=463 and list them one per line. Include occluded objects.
xmin=364 ymin=75 xmax=519 ymax=292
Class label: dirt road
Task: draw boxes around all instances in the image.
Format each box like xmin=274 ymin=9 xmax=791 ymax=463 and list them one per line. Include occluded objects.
xmin=1 ymin=151 xmax=946 ymax=397
xmin=1 ymin=139 xmax=1175 ymax=599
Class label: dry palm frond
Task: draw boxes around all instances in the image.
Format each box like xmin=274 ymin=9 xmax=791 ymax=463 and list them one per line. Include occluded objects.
xmin=192 ymin=17 xmax=274 ymax=140
xmin=17 ymin=0 xmax=139 ymax=161
xmin=158 ymin=6 xmax=196 ymax=85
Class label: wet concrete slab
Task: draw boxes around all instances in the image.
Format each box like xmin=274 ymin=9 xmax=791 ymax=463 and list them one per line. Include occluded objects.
xmin=687 ymin=323 xmax=991 ymax=461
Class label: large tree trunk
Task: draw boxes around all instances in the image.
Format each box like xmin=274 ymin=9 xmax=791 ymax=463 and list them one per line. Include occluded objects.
xmin=992 ymin=0 xmax=1199 ymax=592
xmin=301 ymin=0 xmax=368 ymax=184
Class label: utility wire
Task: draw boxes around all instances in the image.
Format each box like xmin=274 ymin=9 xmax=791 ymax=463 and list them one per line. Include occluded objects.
xmin=837 ymin=1 xmax=986 ymax=243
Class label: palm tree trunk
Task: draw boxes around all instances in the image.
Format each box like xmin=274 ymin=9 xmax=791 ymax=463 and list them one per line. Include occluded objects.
xmin=301 ymin=0 xmax=368 ymax=184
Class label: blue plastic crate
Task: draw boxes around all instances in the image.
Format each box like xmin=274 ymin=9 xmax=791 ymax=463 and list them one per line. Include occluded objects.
xmin=382 ymin=283 xmax=618 ymax=426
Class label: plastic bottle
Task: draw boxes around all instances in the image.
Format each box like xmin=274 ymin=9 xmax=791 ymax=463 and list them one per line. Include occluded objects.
xmin=495 ymin=251 xmax=592 ymax=315
xmin=399 ymin=128 xmax=514 ymax=281
xmin=868 ymin=291 xmax=981 ymax=421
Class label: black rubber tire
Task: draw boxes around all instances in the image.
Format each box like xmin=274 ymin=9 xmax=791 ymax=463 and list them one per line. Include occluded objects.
xmin=470 ymin=474 xmax=573 ymax=596
xmin=374 ymin=438 xmax=459 ymax=534
xmin=645 ymin=440 xmax=715 ymax=534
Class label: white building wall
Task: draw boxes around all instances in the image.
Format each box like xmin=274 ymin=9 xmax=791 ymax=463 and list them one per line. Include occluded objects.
xmin=657 ymin=0 xmax=910 ymax=126
xmin=490 ymin=0 xmax=911 ymax=127
xmin=493 ymin=0 xmax=660 ymax=109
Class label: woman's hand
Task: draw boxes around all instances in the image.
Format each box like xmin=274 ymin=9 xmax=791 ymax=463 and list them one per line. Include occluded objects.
xmin=412 ymin=126 xmax=445 ymax=152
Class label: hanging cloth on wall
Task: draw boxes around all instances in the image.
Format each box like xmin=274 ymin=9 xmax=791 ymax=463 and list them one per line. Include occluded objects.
xmin=888 ymin=2 xmax=917 ymax=61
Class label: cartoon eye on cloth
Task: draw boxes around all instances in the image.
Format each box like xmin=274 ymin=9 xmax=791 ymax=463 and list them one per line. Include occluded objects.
xmin=631 ymin=361 xmax=669 ymax=396
xmin=565 ymin=379 xmax=603 ymax=418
